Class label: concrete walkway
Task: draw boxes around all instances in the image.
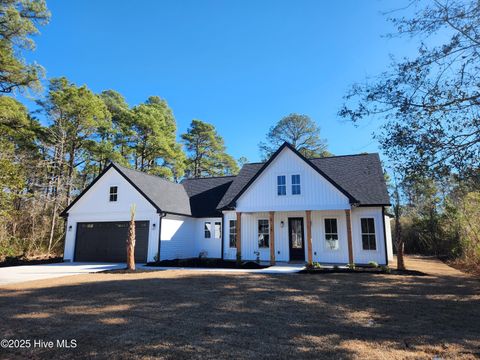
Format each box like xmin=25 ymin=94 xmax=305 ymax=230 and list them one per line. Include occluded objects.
xmin=0 ymin=262 xmax=305 ymax=286
xmin=0 ymin=262 xmax=125 ymax=286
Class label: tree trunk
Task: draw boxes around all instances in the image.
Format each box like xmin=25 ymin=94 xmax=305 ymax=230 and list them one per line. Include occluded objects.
xmin=126 ymin=204 xmax=136 ymax=270
xmin=65 ymin=143 xmax=76 ymax=206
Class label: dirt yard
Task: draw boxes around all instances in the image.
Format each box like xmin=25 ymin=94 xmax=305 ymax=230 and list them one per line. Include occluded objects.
xmin=0 ymin=257 xmax=478 ymax=359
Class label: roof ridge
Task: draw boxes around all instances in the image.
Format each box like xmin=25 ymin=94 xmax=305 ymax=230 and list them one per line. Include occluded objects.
xmin=309 ymin=153 xmax=379 ymax=160
xmin=183 ymin=175 xmax=237 ymax=181
xmin=112 ymin=162 xmax=182 ymax=186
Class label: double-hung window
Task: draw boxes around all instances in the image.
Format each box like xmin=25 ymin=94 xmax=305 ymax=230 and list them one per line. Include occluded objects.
xmin=204 ymin=222 xmax=211 ymax=238
xmin=277 ymin=175 xmax=286 ymax=196
xmin=324 ymin=218 xmax=339 ymax=250
xmin=258 ymin=219 xmax=270 ymax=248
xmin=109 ymin=186 xmax=118 ymax=202
xmin=214 ymin=222 xmax=221 ymax=239
xmin=292 ymin=174 xmax=301 ymax=195
xmin=229 ymin=220 xmax=237 ymax=248
xmin=361 ymin=218 xmax=376 ymax=250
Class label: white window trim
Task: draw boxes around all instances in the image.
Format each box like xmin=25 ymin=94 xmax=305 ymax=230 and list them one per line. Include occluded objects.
xmin=277 ymin=175 xmax=287 ymax=196
xmin=360 ymin=217 xmax=378 ymax=252
xmin=323 ymin=217 xmax=340 ymax=251
xmin=291 ymin=174 xmax=301 ymax=195
xmin=214 ymin=221 xmax=221 ymax=239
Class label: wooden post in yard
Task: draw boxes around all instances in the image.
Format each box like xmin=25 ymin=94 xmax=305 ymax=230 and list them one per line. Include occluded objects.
xmin=269 ymin=211 xmax=275 ymax=265
xmin=345 ymin=209 xmax=354 ymax=264
xmin=306 ymin=210 xmax=313 ymax=264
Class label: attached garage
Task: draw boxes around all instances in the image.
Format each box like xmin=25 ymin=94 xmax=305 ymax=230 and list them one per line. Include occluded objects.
xmin=74 ymin=221 xmax=149 ymax=263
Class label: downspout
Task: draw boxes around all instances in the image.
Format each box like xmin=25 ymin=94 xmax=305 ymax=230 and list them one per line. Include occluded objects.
xmin=382 ymin=207 xmax=388 ymax=266
xmin=157 ymin=212 xmax=167 ymax=263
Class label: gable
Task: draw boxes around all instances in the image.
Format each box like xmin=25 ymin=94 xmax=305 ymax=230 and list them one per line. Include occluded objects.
xmin=235 ymin=147 xmax=351 ymax=212
xmin=65 ymin=167 xmax=157 ymax=216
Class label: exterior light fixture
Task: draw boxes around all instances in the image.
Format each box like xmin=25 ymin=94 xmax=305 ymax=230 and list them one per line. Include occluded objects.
xmin=152 ymin=223 xmax=156 ymax=230
xmin=280 ymin=221 xmax=285 ymax=228
xmin=68 ymin=225 xmax=72 ymax=231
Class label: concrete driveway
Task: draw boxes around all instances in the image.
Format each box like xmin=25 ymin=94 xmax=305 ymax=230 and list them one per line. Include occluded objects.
xmin=0 ymin=262 xmax=125 ymax=286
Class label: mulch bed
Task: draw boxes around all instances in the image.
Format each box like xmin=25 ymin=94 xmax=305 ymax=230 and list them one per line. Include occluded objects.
xmin=0 ymin=256 xmax=63 ymax=268
xmin=300 ymin=267 xmax=427 ymax=276
xmin=146 ymin=258 xmax=269 ymax=269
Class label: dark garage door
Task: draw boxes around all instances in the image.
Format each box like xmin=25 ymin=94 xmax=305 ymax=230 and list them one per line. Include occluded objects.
xmin=74 ymin=221 xmax=149 ymax=263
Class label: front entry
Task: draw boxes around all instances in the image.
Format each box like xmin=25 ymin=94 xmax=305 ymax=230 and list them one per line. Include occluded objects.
xmin=288 ymin=218 xmax=305 ymax=261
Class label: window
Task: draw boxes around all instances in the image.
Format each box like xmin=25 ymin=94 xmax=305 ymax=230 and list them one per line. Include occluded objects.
xmin=229 ymin=220 xmax=237 ymax=248
xmin=324 ymin=218 xmax=339 ymax=250
xmin=292 ymin=174 xmax=301 ymax=195
xmin=361 ymin=218 xmax=376 ymax=250
xmin=277 ymin=175 xmax=286 ymax=195
xmin=258 ymin=219 xmax=270 ymax=248
xmin=214 ymin=222 xmax=221 ymax=239
xmin=204 ymin=222 xmax=211 ymax=238
xmin=109 ymin=186 xmax=118 ymax=202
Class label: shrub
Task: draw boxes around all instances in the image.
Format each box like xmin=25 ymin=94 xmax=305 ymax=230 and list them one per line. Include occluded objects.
xmin=368 ymin=261 xmax=379 ymax=268
xmin=333 ymin=265 xmax=339 ymax=270
xmin=380 ymin=265 xmax=391 ymax=274
xmin=347 ymin=263 xmax=355 ymax=270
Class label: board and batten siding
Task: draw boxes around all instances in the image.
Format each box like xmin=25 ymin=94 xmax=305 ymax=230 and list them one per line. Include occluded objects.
xmin=385 ymin=214 xmax=394 ymax=261
xmin=63 ymin=167 xmax=160 ymax=262
xmin=351 ymin=207 xmax=388 ymax=265
xmin=235 ymin=148 xmax=351 ymax=212
xmin=195 ymin=217 xmax=222 ymax=258
xmin=160 ymin=214 xmax=196 ymax=260
xmin=311 ymin=210 xmax=350 ymax=264
xmin=224 ymin=210 xmax=351 ymax=263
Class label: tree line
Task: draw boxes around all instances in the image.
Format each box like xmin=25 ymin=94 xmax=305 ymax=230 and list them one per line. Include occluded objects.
xmin=340 ymin=0 xmax=480 ymax=273
xmin=0 ymin=0 xmax=329 ymax=261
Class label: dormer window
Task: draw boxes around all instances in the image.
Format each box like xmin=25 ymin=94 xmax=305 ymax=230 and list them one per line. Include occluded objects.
xmin=292 ymin=174 xmax=301 ymax=195
xmin=277 ymin=175 xmax=286 ymax=196
xmin=109 ymin=186 xmax=118 ymax=202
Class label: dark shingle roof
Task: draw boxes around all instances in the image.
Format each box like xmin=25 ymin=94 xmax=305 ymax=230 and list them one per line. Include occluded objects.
xmin=62 ymin=145 xmax=390 ymax=219
xmin=114 ymin=163 xmax=192 ymax=216
xmin=182 ymin=176 xmax=234 ymax=217
xmin=217 ymin=152 xmax=390 ymax=209
xmin=310 ymin=154 xmax=390 ymax=205
xmin=216 ymin=163 xmax=264 ymax=209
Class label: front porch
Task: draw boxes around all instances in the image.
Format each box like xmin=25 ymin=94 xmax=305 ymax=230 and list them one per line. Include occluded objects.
xmin=223 ymin=209 xmax=356 ymax=265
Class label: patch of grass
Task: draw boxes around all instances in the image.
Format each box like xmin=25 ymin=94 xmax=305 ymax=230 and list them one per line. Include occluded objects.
xmin=0 ymin=256 xmax=478 ymax=359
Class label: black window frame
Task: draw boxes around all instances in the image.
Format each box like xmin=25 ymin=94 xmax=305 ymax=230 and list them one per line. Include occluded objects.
xmin=204 ymin=222 xmax=211 ymax=239
xmin=324 ymin=218 xmax=339 ymax=250
xmin=229 ymin=220 xmax=237 ymax=248
xmin=361 ymin=218 xmax=377 ymax=251
xmin=109 ymin=186 xmax=118 ymax=202
xmin=258 ymin=219 xmax=270 ymax=248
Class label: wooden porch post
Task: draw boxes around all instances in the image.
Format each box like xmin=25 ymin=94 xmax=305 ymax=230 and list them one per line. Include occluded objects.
xmin=345 ymin=209 xmax=354 ymax=264
xmin=269 ymin=211 xmax=275 ymax=265
xmin=306 ymin=210 xmax=313 ymax=264
xmin=236 ymin=212 xmax=242 ymax=261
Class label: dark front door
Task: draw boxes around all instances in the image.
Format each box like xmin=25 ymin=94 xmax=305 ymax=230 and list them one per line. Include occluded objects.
xmin=288 ymin=218 xmax=305 ymax=261
xmin=74 ymin=221 xmax=149 ymax=262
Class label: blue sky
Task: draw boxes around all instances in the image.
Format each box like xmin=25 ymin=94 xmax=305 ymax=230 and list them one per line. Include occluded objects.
xmin=21 ymin=0 xmax=418 ymax=164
